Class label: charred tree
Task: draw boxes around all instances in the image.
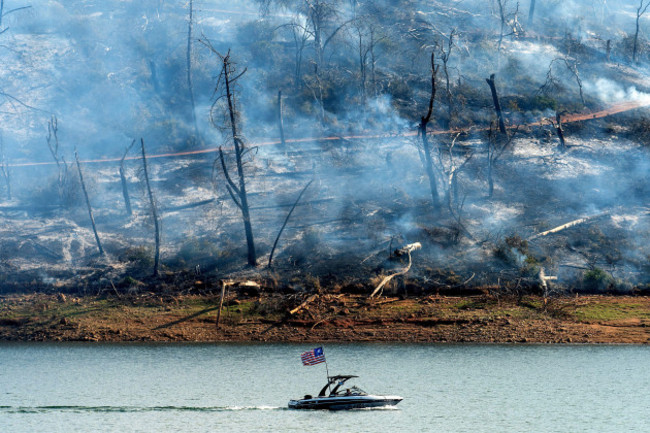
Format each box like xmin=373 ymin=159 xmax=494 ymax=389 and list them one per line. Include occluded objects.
xmin=487 ymin=127 xmax=495 ymax=198
xmin=634 ymin=1 xmax=650 ymax=63
xmin=277 ymin=90 xmax=286 ymax=147
xmin=552 ymin=111 xmax=566 ymax=151
xmin=74 ymin=149 xmax=104 ymax=256
xmin=564 ymin=60 xmax=585 ymax=107
xmin=0 ymin=135 xmax=10 ymax=201
xmin=273 ymin=20 xmax=309 ymax=91
xmin=119 ymin=139 xmax=136 ymax=216
xmin=439 ymin=29 xmax=457 ymax=128
xmin=496 ymin=0 xmax=507 ymax=54
xmin=541 ymin=58 xmax=585 ymax=107
xmin=186 ymin=0 xmax=199 ymax=140
xmin=350 ymin=14 xmax=385 ymax=104
xmin=485 ymin=74 xmax=507 ymax=135
xmin=437 ymin=133 xmax=474 ymax=242
xmin=46 ymin=115 xmax=68 ymax=202
xmin=419 ymin=52 xmax=441 ymax=210
xmin=438 ymin=133 xmax=472 ymax=214
xmin=527 ymin=0 xmax=536 ymax=27
xmin=202 ymin=43 xmax=257 ymax=266
xmin=140 ymin=138 xmax=160 ymax=277
xmin=486 ymin=123 xmax=518 ymax=198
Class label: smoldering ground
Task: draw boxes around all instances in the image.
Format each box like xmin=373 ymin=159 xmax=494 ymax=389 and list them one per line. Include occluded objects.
xmin=1 ymin=0 xmax=650 ymax=296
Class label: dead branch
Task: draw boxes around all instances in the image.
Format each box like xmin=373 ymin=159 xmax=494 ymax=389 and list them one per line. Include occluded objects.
xmin=485 ymin=74 xmax=507 ymax=135
xmin=268 ymin=179 xmax=313 ymax=268
xmin=290 ymin=294 xmax=319 ymax=315
xmin=119 ymin=139 xmax=136 ymax=216
xmin=370 ymin=242 xmax=421 ymax=298
xmin=141 ymin=138 xmax=160 ymax=277
xmin=528 ymin=211 xmax=611 ymax=240
xmin=75 ymin=149 xmax=104 ymax=256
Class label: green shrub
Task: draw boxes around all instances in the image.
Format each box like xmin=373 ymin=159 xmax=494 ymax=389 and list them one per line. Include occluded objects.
xmin=118 ymin=246 xmax=154 ymax=270
xmin=582 ymin=268 xmax=614 ymax=292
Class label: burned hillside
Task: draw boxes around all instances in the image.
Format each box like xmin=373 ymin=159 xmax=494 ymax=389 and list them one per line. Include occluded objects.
xmin=1 ymin=1 xmax=650 ymax=298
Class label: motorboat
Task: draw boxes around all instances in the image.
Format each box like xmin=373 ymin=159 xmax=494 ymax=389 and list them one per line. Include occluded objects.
xmin=288 ymin=375 xmax=403 ymax=410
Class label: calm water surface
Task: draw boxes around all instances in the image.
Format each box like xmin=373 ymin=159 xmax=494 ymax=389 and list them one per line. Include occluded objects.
xmin=1 ymin=343 xmax=649 ymax=432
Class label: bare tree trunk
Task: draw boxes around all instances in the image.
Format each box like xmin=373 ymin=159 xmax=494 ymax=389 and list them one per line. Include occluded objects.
xmin=268 ymin=179 xmax=313 ymax=268
xmin=119 ymin=139 xmax=136 ymax=216
xmin=278 ymin=90 xmax=286 ymax=147
xmin=187 ymin=0 xmax=199 ymax=139
xmin=554 ymin=111 xmax=566 ymax=151
xmin=497 ymin=0 xmax=506 ymax=59
xmin=0 ymin=137 xmax=11 ymax=201
xmin=46 ymin=115 xmax=66 ymax=202
xmin=440 ymin=29 xmax=456 ymax=128
xmin=220 ymin=52 xmax=257 ymax=266
xmin=486 ymin=74 xmax=507 ymax=134
xmin=370 ymin=28 xmax=377 ymax=97
xmin=75 ymin=150 xmax=104 ymax=256
xmin=634 ymin=1 xmax=650 ymax=62
xmin=487 ymin=128 xmax=495 ymax=198
xmin=200 ymin=43 xmax=257 ymax=267
xmin=141 ymin=138 xmax=160 ymax=277
xmin=527 ymin=0 xmax=536 ymax=27
xmin=420 ymin=52 xmax=441 ymax=210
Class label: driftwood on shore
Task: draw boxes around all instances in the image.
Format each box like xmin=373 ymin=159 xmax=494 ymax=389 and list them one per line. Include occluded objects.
xmin=289 ymin=294 xmax=319 ymax=315
xmin=369 ymin=242 xmax=421 ymax=298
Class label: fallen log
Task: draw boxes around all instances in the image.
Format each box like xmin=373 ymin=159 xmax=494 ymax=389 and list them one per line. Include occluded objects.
xmin=369 ymin=242 xmax=421 ymax=298
xmin=289 ymin=294 xmax=319 ymax=315
xmin=528 ymin=212 xmax=610 ymax=241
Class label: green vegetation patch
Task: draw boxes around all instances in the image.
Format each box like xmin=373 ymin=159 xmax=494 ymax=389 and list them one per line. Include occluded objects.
xmin=570 ymin=301 xmax=650 ymax=322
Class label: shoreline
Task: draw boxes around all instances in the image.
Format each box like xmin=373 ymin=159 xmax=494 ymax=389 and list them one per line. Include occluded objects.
xmin=2 ymin=293 xmax=650 ymax=344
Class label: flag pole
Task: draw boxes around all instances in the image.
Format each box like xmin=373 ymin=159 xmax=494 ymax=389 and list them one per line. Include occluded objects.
xmin=323 ymin=347 xmax=331 ymax=394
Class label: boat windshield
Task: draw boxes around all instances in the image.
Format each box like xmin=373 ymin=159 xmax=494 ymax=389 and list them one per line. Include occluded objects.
xmin=334 ymin=385 xmax=368 ymax=396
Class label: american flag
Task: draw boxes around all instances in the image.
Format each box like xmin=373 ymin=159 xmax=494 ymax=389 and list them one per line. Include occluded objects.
xmin=301 ymin=347 xmax=326 ymax=366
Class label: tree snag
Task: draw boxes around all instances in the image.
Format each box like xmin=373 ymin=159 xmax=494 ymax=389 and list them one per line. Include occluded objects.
xmin=419 ymin=52 xmax=441 ymax=210
xmin=634 ymin=1 xmax=650 ymax=63
xmin=0 ymin=135 xmax=11 ymax=201
xmin=140 ymin=138 xmax=160 ymax=277
xmin=119 ymin=139 xmax=136 ymax=216
xmin=439 ymin=29 xmax=457 ymax=128
xmin=186 ymin=0 xmax=199 ymax=140
xmin=268 ymin=179 xmax=313 ymax=268
xmin=201 ymin=42 xmax=257 ymax=266
xmin=551 ymin=111 xmax=566 ymax=151
xmin=46 ymin=115 xmax=68 ymax=202
xmin=74 ymin=149 xmax=104 ymax=256
xmin=486 ymin=74 xmax=507 ymax=135
xmin=278 ymin=90 xmax=286 ymax=147
xmin=527 ymin=0 xmax=536 ymax=27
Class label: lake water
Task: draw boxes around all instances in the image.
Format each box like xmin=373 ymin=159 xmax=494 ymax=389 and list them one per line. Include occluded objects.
xmin=1 ymin=343 xmax=649 ymax=432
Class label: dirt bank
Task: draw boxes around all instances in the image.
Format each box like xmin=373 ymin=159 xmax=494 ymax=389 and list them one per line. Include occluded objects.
xmin=1 ymin=293 xmax=650 ymax=344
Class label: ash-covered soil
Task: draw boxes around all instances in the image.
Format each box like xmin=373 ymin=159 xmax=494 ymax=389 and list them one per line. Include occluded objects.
xmin=2 ymin=112 xmax=650 ymax=298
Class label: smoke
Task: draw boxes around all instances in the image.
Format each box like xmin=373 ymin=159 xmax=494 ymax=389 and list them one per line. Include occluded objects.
xmin=2 ymin=0 xmax=650 ymax=292
xmin=585 ymin=78 xmax=650 ymax=105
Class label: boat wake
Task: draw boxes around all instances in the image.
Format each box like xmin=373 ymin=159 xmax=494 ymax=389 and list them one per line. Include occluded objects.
xmin=0 ymin=405 xmax=286 ymax=414
xmin=353 ymin=405 xmax=401 ymax=411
